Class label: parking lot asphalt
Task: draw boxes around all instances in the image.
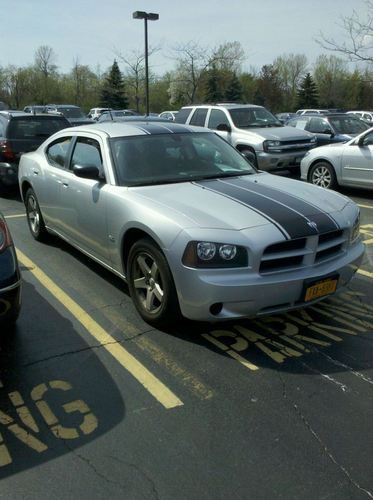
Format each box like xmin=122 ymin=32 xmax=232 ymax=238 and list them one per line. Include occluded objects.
xmin=0 ymin=185 xmax=372 ymax=499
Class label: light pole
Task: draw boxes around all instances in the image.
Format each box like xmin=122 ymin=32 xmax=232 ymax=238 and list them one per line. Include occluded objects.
xmin=132 ymin=11 xmax=159 ymax=116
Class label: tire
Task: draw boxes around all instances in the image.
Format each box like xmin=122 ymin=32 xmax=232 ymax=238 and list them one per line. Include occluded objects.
xmin=309 ymin=161 xmax=337 ymax=190
xmin=241 ymin=148 xmax=257 ymax=168
xmin=25 ymin=188 xmax=48 ymax=241
xmin=127 ymin=238 xmax=180 ymax=326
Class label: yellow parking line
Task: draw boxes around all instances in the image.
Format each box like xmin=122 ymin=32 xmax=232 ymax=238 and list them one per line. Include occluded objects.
xmin=16 ymin=248 xmax=183 ymax=410
xmin=357 ymin=269 xmax=373 ymax=279
xmin=358 ymin=204 xmax=373 ymax=210
xmin=4 ymin=214 xmax=26 ymax=219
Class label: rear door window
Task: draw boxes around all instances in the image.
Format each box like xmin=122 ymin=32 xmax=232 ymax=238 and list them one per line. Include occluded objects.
xmin=189 ymin=108 xmax=208 ymax=127
xmin=208 ymin=109 xmax=230 ymax=129
xmin=46 ymin=137 xmax=73 ymax=169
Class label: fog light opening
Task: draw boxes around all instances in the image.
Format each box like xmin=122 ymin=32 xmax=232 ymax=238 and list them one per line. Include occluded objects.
xmin=210 ymin=303 xmax=223 ymax=316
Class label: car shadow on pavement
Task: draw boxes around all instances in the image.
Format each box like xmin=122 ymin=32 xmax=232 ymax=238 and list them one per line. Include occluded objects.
xmin=0 ymin=279 xmax=125 ymax=478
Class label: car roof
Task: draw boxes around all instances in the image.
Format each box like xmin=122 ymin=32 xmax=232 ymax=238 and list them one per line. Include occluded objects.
xmin=47 ymin=104 xmax=80 ymax=109
xmin=65 ymin=120 xmax=209 ymax=138
xmin=182 ymin=103 xmax=263 ymax=110
xmin=0 ymin=110 xmax=67 ymax=119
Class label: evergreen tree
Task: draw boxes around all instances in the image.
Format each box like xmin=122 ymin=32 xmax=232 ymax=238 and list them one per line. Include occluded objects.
xmin=204 ymin=65 xmax=223 ymax=103
xmin=100 ymin=60 xmax=128 ymax=108
xmin=297 ymin=73 xmax=319 ymax=108
xmin=225 ymin=72 xmax=242 ymax=102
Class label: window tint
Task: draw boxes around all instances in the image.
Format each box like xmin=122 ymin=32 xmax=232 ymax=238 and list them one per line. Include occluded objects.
xmin=0 ymin=117 xmax=5 ymax=137
xmin=174 ymin=107 xmax=192 ymax=124
xmin=288 ymin=118 xmax=308 ymax=130
xmin=71 ymin=137 xmax=102 ymax=170
xmin=46 ymin=137 xmax=73 ymax=169
xmin=189 ymin=108 xmax=208 ymax=127
xmin=110 ymin=132 xmax=255 ymax=187
xmin=8 ymin=117 xmax=68 ymax=139
xmin=308 ymin=118 xmax=330 ymax=133
xmin=362 ymin=131 xmax=373 ymax=146
xmin=208 ymin=109 xmax=230 ymax=129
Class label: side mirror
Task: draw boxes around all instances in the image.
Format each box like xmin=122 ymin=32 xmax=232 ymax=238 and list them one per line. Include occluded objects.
xmin=322 ymin=128 xmax=334 ymax=136
xmin=73 ymin=164 xmax=102 ymax=180
xmin=216 ymin=123 xmax=231 ymax=133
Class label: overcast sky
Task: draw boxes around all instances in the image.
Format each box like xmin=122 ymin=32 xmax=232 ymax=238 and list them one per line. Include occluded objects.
xmin=1 ymin=0 xmax=369 ymax=75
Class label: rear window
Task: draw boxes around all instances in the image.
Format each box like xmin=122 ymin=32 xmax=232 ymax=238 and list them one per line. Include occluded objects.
xmin=8 ymin=117 xmax=69 ymax=139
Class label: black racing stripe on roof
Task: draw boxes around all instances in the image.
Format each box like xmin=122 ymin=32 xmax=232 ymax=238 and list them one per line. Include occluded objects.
xmin=194 ymin=179 xmax=337 ymax=239
xmin=133 ymin=123 xmax=193 ymax=134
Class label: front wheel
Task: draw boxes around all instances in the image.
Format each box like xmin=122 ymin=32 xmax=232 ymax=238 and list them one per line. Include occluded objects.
xmin=127 ymin=238 xmax=181 ymax=326
xmin=25 ymin=188 xmax=48 ymax=241
xmin=309 ymin=162 xmax=337 ymax=190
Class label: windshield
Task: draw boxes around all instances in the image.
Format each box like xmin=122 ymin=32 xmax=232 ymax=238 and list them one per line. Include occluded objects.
xmin=229 ymin=107 xmax=282 ymax=128
xmin=110 ymin=132 xmax=256 ymax=187
xmin=59 ymin=107 xmax=85 ymax=118
xmin=328 ymin=116 xmax=369 ymax=134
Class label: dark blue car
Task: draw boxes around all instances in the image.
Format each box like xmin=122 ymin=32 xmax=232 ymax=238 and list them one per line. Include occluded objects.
xmin=0 ymin=212 xmax=21 ymax=325
xmin=287 ymin=113 xmax=370 ymax=146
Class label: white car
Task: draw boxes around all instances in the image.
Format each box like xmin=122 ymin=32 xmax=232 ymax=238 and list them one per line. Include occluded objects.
xmin=18 ymin=121 xmax=364 ymax=326
xmin=300 ymin=127 xmax=373 ymax=190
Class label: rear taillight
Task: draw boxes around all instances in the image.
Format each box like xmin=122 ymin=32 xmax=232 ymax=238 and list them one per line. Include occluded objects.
xmin=0 ymin=140 xmax=16 ymax=162
xmin=0 ymin=217 xmax=13 ymax=253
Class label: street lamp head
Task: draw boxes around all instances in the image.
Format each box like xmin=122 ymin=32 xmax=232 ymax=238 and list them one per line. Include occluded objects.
xmin=132 ymin=11 xmax=159 ymax=20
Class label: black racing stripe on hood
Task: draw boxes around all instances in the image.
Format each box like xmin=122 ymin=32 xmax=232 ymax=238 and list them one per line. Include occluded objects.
xmin=223 ymin=177 xmax=340 ymax=233
xmin=194 ymin=179 xmax=338 ymax=239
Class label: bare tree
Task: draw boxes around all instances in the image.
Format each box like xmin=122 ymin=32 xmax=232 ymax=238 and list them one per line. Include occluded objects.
xmin=115 ymin=46 xmax=160 ymax=112
xmin=169 ymin=41 xmax=245 ymax=104
xmin=34 ymin=45 xmax=58 ymax=77
xmin=317 ymin=1 xmax=373 ymax=65
xmin=273 ymin=53 xmax=308 ymax=109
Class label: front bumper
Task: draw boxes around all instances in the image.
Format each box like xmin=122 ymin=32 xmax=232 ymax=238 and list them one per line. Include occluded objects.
xmin=256 ymin=150 xmax=312 ymax=172
xmin=171 ymin=241 xmax=365 ymax=322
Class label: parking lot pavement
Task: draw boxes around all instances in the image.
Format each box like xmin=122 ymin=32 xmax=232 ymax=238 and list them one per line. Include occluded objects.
xmin=0 ymin=189 xmax=372 ymax=499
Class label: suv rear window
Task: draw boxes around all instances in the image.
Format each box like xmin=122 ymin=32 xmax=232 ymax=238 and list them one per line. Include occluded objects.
xmin=8 ymin=117 xmax=69 ymax=139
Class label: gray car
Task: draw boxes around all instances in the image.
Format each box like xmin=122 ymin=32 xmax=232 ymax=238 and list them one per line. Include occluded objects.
xmin=300 ymin=127 xmax=373 ymax=190
xmin=18 ymin=122 xmax=364 ymax=326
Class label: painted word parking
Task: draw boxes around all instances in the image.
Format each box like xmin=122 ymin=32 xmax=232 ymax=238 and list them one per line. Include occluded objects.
xmin=0 ymin=380 xmax=98 ymax=467
xmin=203 ymin=290 xmax=372 ymax=369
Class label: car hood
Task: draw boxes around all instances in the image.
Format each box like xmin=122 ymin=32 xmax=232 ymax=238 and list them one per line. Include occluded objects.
xmin=241 ymin=125 xmax=314 ymax=140
xmin=132 ymin=173 xmax=349 ymax=237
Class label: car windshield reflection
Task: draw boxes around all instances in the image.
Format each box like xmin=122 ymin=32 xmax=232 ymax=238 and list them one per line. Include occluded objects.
xmin=110 ymin=132 xmax=256 ymax=186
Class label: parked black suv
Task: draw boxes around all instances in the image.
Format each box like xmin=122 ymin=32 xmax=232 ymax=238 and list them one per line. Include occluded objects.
xmin=44 ymin=104 xmax=94 ymax=126
xmin=0 ymin=111 xmax=70 ymax=191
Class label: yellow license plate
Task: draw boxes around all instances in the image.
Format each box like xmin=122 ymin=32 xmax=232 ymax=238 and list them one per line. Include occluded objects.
xmin=304 ymin=278 xmax=338 ymax=302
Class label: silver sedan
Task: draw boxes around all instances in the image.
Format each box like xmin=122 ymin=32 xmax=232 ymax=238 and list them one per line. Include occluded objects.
xmin=300 ymin=127 xmax=373 ymax=190
xmin=18 ymin=122 xmax=364 ymax=326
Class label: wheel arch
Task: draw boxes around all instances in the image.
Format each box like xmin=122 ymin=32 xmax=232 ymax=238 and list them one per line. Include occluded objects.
xmin=21 ymin=181 xmax=33 ymax=203
xmin=121 ymin=227 xmax=162 ymax=276
xmin=308 ymin=158 xmax=336 ymax=182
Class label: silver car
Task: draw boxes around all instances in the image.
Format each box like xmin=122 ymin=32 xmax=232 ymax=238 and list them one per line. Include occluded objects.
xmin=18 ymin=122 xmax=364 ymax=326
xmin=301 ymin=127 xmax=373 ymax=190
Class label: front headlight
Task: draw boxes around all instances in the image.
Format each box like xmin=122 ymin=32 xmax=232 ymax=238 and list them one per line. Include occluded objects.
xmin=350 ymin=213 xmax=360 ymax=243
xmin=310 ymin=136 xmax=317 ymax=143
xmin=263 ymin=140 xmax=282 ymax=152
xmin=182 ymin=241 xmax=248 ymax=268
